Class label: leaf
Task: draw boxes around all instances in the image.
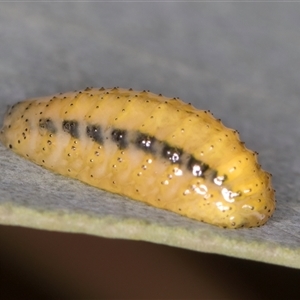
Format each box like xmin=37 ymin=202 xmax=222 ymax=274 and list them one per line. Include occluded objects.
xmin=0 ymin=132 xmax=299 ymax=269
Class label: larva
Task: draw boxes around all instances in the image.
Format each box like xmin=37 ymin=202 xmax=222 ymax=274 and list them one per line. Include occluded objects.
xmin=0 ymin=87 xmax=275 ymax=228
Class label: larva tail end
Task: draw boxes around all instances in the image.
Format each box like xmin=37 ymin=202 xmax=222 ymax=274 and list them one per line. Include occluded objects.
xmin=0 ymin=123 xmax=9 ymax=147
xmin=0 ymin=128 xmax=4 ymax=144
xmin=0 ymin=117 xmax=7 ymax=145
xmin=0 ymin=104 xmax=16 ymax=147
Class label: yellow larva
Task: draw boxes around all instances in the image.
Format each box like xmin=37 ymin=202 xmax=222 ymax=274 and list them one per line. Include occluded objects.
xmin=0 ymin=87 xmax=275 ymax=228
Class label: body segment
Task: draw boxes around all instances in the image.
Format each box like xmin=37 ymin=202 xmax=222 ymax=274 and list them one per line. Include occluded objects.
xmin=0 ymin=87 xmax=276 ymax=228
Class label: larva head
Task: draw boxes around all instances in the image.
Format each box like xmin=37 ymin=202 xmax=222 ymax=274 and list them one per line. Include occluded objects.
xmin=216 ymin=175 xmax=275 ymax=229
xmin=172 ymin=126 xmax=276 ymax=229
xmin=178 ymin=170 xmax=275 ymax=229
xmin=219 ymin=151 xmax=276 ymax=229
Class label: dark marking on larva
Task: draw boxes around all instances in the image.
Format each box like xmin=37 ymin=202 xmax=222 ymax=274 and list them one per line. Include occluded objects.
xmin=187 ymin=156 xmax=209 ymax=177
xmin=25 ymin=104 xmax=32 ymax=111
xmin=162 ymin=144 xmax=182 ymax=164
xmin=211 ymin=171 xmax=226 ymax=184
xmin=111 ymin=129 xmax=128 ymax=149
xmin=39 ymin=118 xmax=57 ymax=134
xmin=135 ymin=133 xmax=156 ymax=154
xmin=86 ymin=124 xmax=103 ymax=144
xmin=62 ymin=120 xmax=79 ymax=138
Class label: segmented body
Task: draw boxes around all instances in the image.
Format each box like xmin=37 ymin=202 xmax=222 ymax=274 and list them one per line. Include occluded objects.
xmin=0 ymin=87 xmax=275 ymax=228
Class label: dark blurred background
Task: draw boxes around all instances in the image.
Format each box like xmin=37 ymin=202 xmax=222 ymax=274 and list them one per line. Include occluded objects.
xmin=1 ymin=225 xmax=300 ymax=299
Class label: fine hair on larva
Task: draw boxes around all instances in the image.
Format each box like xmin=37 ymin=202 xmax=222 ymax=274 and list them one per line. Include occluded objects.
xmin=0 ymin=87 xmax=276 ymax=228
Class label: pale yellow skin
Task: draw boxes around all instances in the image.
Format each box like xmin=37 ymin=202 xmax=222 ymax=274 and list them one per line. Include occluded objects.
xmin=0 ymin=87 xmax=276 ymax=228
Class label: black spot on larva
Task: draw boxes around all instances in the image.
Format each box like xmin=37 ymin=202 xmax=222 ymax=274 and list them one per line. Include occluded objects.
xmin=162 ymin=144 xmax=182 ymax=164
xmin=86 ymin=124 xmax=103 ymax=144
xmin=135 ymin=133 xmax=156 ymax=153
xmin=111 ymin=129 xmax=128 ymax=149
xmin=187 ymin=156 xmax=209 ymax=177
xmin=211 ymin=173 xmax=227 ymax=184
xmin=62 ymin=120 xmax=79 ymax=138
xmin=39 ymin=118 xmax=57 ymax=134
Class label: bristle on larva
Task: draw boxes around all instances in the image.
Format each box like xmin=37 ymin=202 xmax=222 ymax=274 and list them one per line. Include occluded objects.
xmin=0 ymin=87 xmax=276 ymax=228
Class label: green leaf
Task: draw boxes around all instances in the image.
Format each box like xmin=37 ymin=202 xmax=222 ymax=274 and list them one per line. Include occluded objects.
xmin=0 ymin=141 xmax=299 ymax=269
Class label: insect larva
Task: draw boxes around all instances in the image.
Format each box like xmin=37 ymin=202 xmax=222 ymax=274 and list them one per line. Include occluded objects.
xmin=0 ymin=87 xmax=276 ymax=228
